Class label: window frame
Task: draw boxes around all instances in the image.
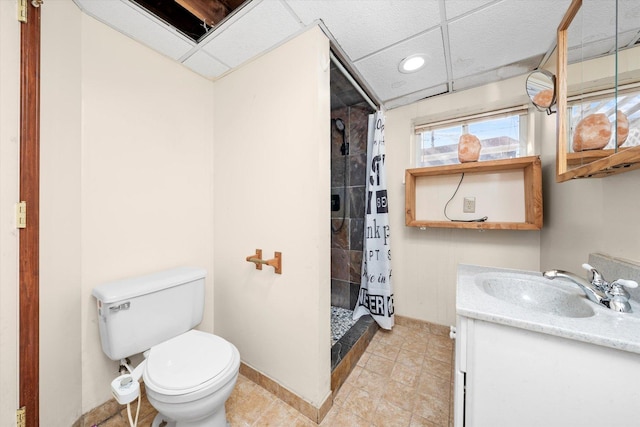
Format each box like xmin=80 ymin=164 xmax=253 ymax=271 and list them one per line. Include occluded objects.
xmin=412 ymin=105 xmax=531 ymax=168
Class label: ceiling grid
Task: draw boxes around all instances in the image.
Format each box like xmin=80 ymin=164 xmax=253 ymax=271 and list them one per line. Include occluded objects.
xmin=73 ymin=0 xmax=639 ymax=110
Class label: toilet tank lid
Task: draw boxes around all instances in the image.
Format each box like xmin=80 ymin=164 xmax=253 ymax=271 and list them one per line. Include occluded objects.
xmin=92 ymin=267 xmax=206 ymax=303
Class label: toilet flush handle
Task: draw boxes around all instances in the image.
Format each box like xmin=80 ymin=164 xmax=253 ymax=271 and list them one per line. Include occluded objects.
xmin=109 ymin=302 xmax=130 ymax=312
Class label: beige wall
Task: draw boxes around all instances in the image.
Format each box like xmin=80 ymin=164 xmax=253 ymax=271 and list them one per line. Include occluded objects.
xmin=41 ymin=1 xmax=83 ymax=423
xmin=212 ymin=26 xmax=332 ymax=407
xmin=385 ymin=76 xmax=542 ymax=327
xmin=39 ymin=2 xmax=215 ymax=421
xmin=0 ymin=1 xmax=21 ymax=426
xmin=78 ymin=13 xmax=215 ymax=414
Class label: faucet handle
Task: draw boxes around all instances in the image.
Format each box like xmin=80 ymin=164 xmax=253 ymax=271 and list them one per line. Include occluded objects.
xmin=582 ymin=263 xmax=605 ymax=286
xmin=607 ymin=279 xmax=637 ymax=313
xmin=611 ymin=279 xmax=639 ymax=289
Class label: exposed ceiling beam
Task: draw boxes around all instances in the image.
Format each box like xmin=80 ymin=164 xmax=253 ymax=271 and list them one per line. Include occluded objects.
xmin=175 ymin=0 xmax=228 ymax=27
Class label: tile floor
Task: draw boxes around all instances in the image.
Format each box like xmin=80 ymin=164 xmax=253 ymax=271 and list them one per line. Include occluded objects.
xmin=99 ymin=323 xmax=454 ymax=426
xmin=321 ymin=323 xmax=455 ymax=427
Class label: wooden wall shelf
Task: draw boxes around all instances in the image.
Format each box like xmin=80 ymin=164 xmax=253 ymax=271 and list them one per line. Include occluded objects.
xmin=405 ymin=156 xmax=543 ymax=230
xmin=562 ymin=146 xmax=640 ymax=179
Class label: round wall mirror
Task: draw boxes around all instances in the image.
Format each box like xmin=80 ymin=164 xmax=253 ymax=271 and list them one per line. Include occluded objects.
xmin=526 ymin=70 xmax=556 ymax=114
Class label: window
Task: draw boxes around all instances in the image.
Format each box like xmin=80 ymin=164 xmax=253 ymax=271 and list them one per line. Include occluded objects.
xmin=414 ymin=106 xmax=529 ymax=167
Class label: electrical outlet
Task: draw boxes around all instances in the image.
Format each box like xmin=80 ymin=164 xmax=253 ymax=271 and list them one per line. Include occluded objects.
xmin=463 ymin=197 xmax=476 ymax=213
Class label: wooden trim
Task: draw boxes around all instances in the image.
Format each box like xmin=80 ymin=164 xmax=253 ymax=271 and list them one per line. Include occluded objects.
xmin=403 ymin=220 xmax=541 ymax=231
xmin=404 ymin=156 xmax=543 ymax=230
xmin=404 ymin=169 xmax=417 ymax=227
xmin=523 ymin=159 xmax=543 ymax=229
xmin=559 ymin=146 xmax=640 ymax=180
xmin=19 ymin=4 xmax=41 ymax=427
xmin=566 ymin=146 xmax=640 ymax=166
xmin=557 ymin=0 xmax=582 ymax=33
xmin=556 ymin=2 xmax=571 ymax=179
xmin=394 ymin=315 xmax=452 ymax=336
xmin=405 ymin=156 xmax=537 ymax=177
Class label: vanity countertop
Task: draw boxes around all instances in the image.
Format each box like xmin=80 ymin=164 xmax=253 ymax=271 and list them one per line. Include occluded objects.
xmin=457 ymin=264 xmax=640 ymax=355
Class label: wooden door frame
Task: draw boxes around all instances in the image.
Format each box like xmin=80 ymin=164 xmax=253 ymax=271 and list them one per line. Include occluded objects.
xmin=19 ymin=2 xmax=41 ymax=426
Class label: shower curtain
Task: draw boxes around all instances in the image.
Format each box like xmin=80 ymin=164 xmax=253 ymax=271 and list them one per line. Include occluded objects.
xmin=353 ymin=111 xmax=394 ymax=329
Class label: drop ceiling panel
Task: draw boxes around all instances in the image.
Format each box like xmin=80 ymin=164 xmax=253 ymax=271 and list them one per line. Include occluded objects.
xmin=448 ymin=0 xmax=570 ymax=79
xmin=74 ymin=0 xmax=195 ymax=60
xmin=565 ymin=1 xmax=640 ymax=64
xmin=453 ymin=55 xmax=542 ymax=92
xmin=620 ymin=1 xmax=640 ymax=33
xmin=201 ymin=0 xmax=303 ymax=69
xmin=182 ymin=51 xmax=230 ymax=79
xmin=566 ymin=1 xmax=616 ymax=49
xmin=566 ymin=31 xmax=638 ymax=64
xmin=384 ymin=84 xmax=449 ymax=110
xmin=444 ymin=0 xmax=496 ymax=20
xmin=568 ymin=40 xmax=614 ymax=64
xmin=567 ymin=1 xmax=640 ymax=51
xmin=354 ymin=29 xmax=447 ymax=102
xmin=285 ymin=0 xmax=441 ymax=60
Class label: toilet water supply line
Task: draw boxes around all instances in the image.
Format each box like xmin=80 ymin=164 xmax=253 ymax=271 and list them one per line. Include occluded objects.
xmin=114 ymin=358 xmax=146 ymax=427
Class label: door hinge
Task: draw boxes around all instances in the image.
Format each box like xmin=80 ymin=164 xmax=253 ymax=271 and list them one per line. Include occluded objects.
xmin=16 ymin=406 xmax=26 ymax=427
xmin=17 ymin=0 xmax=27 ymax=23
xmin=16 ymin=201 xmax=26 ymax=229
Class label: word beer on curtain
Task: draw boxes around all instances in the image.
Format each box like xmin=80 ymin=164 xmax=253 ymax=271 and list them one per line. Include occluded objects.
xmin=353 ymin=112 xmax=394 ymax=329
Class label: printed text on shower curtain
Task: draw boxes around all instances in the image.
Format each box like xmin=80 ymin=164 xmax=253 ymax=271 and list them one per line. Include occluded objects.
xmin=353 ymin=112 xmax=394 ymax=329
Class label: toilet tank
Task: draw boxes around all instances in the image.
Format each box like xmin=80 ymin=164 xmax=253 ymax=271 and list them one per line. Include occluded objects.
xmin=92 ymin=267 xmax=206 ymax=361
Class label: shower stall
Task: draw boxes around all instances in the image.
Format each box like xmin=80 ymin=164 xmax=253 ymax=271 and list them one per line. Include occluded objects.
xmin=330 ymin=105 xmax=370 ymax=313
xmin=329 ymin=56 xmax=378 ymax=381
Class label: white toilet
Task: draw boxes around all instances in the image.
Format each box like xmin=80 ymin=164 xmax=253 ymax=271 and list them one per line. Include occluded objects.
xmin=92 ymin=267 xmax=240 ymax=427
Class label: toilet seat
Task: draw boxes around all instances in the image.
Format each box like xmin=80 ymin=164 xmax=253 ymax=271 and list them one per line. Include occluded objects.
xmin=143 ymin=330 xmax=236 ymax=396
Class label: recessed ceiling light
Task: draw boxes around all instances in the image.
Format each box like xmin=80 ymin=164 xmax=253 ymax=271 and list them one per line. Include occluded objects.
xmin=399 ymin=54 xmax=426 ymax=73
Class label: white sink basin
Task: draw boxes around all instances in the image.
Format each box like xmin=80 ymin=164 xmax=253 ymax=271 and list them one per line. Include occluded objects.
xmin=458 ymin=264 xmax=640 ymax=355
xmin=475 ymin=273 xmax=595 ymax=318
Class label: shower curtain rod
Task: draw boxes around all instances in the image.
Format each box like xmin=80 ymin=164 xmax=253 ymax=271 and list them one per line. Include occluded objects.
xmin=329 ymin=51 xmax=379 ymax=112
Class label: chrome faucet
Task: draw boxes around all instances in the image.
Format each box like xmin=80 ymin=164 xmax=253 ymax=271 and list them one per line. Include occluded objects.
xmin=542 ymin=267 xmax=609 ymax=306
xmin=542 ymin=263 xmax=638 ymax=313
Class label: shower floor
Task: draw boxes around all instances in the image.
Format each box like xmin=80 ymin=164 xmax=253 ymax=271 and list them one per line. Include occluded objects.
xmin=331 ymin=306 xmax=358 ymax=345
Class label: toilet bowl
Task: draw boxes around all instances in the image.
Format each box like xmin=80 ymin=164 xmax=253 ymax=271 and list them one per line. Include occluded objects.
xmin=91 ymin=267 xmax=241 ymax=427
xmin=143 ymin=330 xmax=240 ymax=427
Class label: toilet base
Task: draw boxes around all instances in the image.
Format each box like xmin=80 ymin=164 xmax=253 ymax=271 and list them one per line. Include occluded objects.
xmin=151 ymin=412 xmax=230 ymax=427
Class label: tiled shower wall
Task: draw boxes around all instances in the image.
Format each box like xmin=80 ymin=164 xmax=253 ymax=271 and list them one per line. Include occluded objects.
xmin=331 ymin=106 xmax=370 ymax=309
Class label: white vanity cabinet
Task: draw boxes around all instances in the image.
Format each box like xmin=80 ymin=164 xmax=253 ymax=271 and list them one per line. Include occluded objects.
xmin=454 ymin=316 xmax=640 ymax=427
